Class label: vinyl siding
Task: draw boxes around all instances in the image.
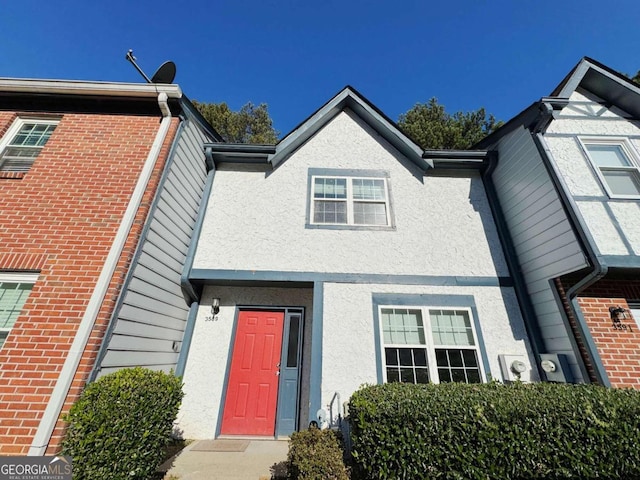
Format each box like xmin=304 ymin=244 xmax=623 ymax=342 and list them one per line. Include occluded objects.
xmin=491 ymin=126 xmax=588 ymax=381
xmin=97 ymin=118 xmax=211 ymax=376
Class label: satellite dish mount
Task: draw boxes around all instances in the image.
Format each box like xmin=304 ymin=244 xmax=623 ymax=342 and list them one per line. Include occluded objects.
xmin=125 ymin=49 xmax=176 ymax=84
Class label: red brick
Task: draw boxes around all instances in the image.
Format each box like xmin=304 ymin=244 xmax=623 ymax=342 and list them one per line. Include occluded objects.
xmin=0 ymin=109 xmax=179 ymax=453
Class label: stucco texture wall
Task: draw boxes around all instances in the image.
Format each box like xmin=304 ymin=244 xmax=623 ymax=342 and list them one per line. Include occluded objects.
xmin=194 ymin=109 xmax=508 ymax=278
xmin=320 ymin=282 xmax=536 ymax=419
xmin=177 ymin=286 xmax=313 ymax=439
xmin=545 ymin=90 xmax=640 ymax=256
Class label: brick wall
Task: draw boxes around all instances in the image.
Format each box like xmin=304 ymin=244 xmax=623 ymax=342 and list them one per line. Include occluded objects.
xmin=0 ymin=110 xmax=179 ymax=454
xmin=558 ymin=279 xmax=640 ymax=389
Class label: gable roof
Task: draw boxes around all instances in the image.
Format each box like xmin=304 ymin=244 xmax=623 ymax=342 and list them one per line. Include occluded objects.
xmin=269 ymin=85 xmax=432 ymax=170
xmin=551 ymin=57 xmax=640 ymax=119
xmin=475 ymin=57 xmax=640 ymax=150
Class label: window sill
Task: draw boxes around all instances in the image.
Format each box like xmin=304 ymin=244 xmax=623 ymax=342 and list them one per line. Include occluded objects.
xmin=305 ymin=223 xmax=396 ymax=231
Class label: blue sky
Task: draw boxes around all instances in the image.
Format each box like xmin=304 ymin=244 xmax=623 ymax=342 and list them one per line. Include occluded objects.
xmin=2 ymin=1 xmax=639 ymax=136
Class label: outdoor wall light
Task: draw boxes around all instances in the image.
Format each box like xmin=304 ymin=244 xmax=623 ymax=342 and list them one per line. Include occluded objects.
xmin=609 ymin=306 xmax=628 ymax=323
xmin=211 ymin=298 xmax=220 ymax=316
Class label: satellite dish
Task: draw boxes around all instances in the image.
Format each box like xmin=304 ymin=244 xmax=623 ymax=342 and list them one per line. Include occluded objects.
xmin=151 ymin=61 xmax=176 ymax=84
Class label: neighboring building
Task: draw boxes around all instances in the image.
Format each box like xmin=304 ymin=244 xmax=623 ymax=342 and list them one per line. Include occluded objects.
xmin=0 ymin=78 xmax=218 ymax=454
xmin=478 ymin=57 xmax=640 ymax=389
xmin=176 ymin=86 xmax=538 ymax=439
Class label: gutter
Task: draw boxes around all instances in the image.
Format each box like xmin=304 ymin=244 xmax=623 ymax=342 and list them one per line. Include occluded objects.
xmin=530 ymin=114 xmax=611 ymax=386
xmin=0 ymin=77 xmax=182 ymax=99
xmin=481 ymin=151 xmax=546 ymax=381
xmin=28 ymin=92 xmax=174 ymax=455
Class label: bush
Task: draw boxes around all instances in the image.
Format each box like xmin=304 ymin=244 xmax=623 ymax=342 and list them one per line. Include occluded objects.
xmin=349 ymin=382 xmax=640 ymax=479
xmin=61 ymin=367 xmax=183 ymax=480
xmin=287 ymin=428 xmax=349 ymax=480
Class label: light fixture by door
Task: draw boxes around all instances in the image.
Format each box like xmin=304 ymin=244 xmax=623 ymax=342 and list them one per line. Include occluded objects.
xmin=211 ymin=298 xmax=220 ymax=316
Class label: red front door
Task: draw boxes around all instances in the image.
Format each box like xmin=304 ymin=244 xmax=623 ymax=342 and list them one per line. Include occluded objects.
xmin=221 ymin=310 xmax=284 ymax=435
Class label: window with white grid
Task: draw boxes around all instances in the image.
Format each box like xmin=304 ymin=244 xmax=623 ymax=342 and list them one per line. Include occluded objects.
xmin=0 ymin=273 xmax=37 ymax=351
xmin=311 ymin=176 xmax=390 ymax=226
xmin=0 ymin=118 xmax=58 ymax=172
xmin=380 ymin=306 xmax=483 ymax=384
xmin=580 ymin=138 xmax=640 ymax=198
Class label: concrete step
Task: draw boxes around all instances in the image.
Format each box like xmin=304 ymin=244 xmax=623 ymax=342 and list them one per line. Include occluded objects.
xmin=159 ymin=439 xmax=289 ymax=480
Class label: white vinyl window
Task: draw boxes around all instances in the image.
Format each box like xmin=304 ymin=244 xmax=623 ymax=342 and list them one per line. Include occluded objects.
xmin=0 ymin=273 xmax=37 ymax=351
xmin=380 ymin=306 xmax=484 ymax=384
xmin=629 ymin=302 xmax=640 ymax=330
xmin=0 ymin=118 xmax=58 ymax=172
xmin=581 ymin=139 xmax=640 ymax=198
xmin=311 ymin=176 xmax=391 ymax=226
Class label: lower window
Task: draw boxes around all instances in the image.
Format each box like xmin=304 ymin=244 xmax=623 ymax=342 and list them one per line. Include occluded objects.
xmin=0 ymin=273 xmax=37 ymax=351
xmin=380 ymin=307 xmax=483 ymax=384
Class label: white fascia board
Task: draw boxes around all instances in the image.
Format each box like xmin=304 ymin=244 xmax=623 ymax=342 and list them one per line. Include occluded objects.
xmin=0 ymin=78 xmax=182 ymax=99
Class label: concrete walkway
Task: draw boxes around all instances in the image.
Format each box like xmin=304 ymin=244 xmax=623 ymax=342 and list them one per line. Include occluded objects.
xmin=159 ymin=439 xmax=289 ymax=480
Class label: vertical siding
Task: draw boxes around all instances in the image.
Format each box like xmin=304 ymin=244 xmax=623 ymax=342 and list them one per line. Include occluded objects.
xmin=98 ymin=118 xmax=211 ymax=375
xmin=492 ymin=126 xmax=588 ymax=381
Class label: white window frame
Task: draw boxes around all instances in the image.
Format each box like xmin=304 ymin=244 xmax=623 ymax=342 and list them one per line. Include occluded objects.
xmin=579 ymin=137 xmax=640 ymax=199
xmin=629 ymin=302 xmax=640 ymax=330
xmin=310 ymin=175 xmax=391 ymax=226
xmin=0 ymin=272 xmax=38 ymax=351
xmin=378 ymin=305 xmax=485 ymax=385
xmin=0 ymin=118 xmax=59 ymax=173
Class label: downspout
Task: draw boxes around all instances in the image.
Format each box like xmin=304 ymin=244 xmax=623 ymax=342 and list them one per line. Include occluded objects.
xmin=531 ymin=128 xmax=611 ymax=386
xmin=29 ymin=92 xmax=174 ymax=456
xmin=481 ymin=151 xmax=546 ymax=381
xmin=176 ymin=146 xmax=216 ymax=376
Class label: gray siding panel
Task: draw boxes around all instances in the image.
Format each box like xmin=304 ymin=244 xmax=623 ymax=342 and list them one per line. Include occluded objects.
xmin=97 ymin=118 xmax=212 ymax=376
xmin=493 ymin=126 xmax=588 ymax=381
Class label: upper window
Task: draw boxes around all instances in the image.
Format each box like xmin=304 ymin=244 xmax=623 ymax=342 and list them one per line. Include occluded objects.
xmin=0 ymin=274 xmax=37 ymax=351
xmin=0 ymin=118 xmax=58 ymax=172
xmin=311 ymin=175 xmax=391 ymax=226
xmin=581 ymin=139 xmax=640 ymax=198
xmin=380 ymin=306 xmax=483 ymax=384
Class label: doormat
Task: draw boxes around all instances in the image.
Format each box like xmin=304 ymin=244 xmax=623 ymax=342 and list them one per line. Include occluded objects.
xmin=191 ymin=440 xmax=250 ymax=452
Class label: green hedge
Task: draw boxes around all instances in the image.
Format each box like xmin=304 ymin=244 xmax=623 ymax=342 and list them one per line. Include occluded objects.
xmin=61 ymin=367 xmax=183 ymax=480
xmin=349 ymin=382 xmax=640 ymax=479
xmin=287 ymin=428 xmax=349 ymax=480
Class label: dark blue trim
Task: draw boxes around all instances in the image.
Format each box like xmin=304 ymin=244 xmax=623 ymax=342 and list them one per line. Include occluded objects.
xmin=89 ymin=118 xmax=187 ymax=383
xmin=175 ymin=301 xmax=199 ymax=377
xmin=601 ymin=255 xmax=640 ymax=268
xmin=181 ymin=166 xmax=216 ymax=303
xmin=371 ymin=293 xmax=491 ymax=384
xmin=308 ymin=282 xmax=323 ymax=426
xmin=189 ymin=268 xmax=513 ymax=287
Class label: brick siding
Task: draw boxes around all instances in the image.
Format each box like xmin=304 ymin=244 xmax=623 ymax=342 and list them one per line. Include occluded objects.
xmin=558 ymin=278 xmax=640 ymax=389
xmin=0 ymin=111 xmax=179 ymax=454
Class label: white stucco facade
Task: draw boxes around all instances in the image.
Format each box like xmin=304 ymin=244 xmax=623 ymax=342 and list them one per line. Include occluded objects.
xmin=179 ymin=101 xmax=536 ymax=439
xmin=319 ymin=282 xmax=535 ymax=420
xmin=545 ymin=90 xmax=640 ymax=256
xmin=194 ymin=109 xmax=508 ymax=278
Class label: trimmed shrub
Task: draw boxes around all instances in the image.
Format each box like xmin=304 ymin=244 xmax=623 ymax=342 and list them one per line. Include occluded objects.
xmin=349 ymin=382 xmax=640 ymax=479
xmin=287 ymin=428 xmax=349 ymax=480
xmin=61 ymin=367 xmax=183 ymax=480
